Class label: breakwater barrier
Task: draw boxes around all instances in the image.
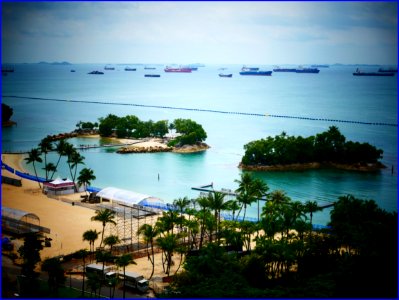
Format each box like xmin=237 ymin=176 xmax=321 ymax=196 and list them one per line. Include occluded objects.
xmin=3 ymin=95 xmax=397 ymax=127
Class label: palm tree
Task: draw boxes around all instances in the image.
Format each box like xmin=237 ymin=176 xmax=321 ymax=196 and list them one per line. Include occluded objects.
xmin=157 ymin=233 xmax=179 ymax=276
xmin=39 ymin=137 xmax=54 ymax=181
xmin=77 ymin=168 xmax=96 ymax=195
xmin=50 ymin=139 xmax=69 ymax=180
xmin=234 ymin=173 xmax=258 ymax=221
xmin=304 ymin=200 xmax=321 ymax=234
xmin=43 ymin=163 xmax=57 ymax=181
xmin=251 ymin=177 xmax=269 ymax=221
xmin=138 ymin=224 xmax=158 ymax=279
xmin=82 ymin=229 xmax=99 ymax=259
xmin=95 ymin=250 xmax=114 ymax=296
xmin=103 ymin=235 xmax=120 ymax=253
xmin=41 ymin=256 xmax=65 ymax=295
xmin=75 ymin=249 xmax=89 ymax=296
xmin=207 ymin=191 xmax=228 ymax=244
xmin=157 ymin=210 xmax=180 ymax=235
xmin=196 ymin=196 xmax=210 ymax=248
xmin=115 ymin=253 xmax=136 ymax=299
xmin=68 ymin=151 xmax=85 ymax=192
xmin=91 ymin=209 xmax=116 ymax=248
xmin=173 ymin=197 xmax=190 ymax=231
xmin=24 ymin=148 xmax=43 ymax=189
xmin=225 ymin=199 xmax=240 ymax=221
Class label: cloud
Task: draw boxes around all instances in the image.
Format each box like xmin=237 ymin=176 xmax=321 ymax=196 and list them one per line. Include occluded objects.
xmin=2 ymin=1 xmax=397 ymax=64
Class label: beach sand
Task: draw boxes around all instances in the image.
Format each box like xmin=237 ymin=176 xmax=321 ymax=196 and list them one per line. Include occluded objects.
xmin=1 ymin=153 xmax=182 ymax=288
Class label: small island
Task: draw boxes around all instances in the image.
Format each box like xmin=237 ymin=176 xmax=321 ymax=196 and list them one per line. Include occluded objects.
xmin=2 ymin=103 xmax=17 ymax=127
xmin=239 ymin=126 xmax=385 ymax=172
xmin=67 ymin=114 xmax=210 ymax=154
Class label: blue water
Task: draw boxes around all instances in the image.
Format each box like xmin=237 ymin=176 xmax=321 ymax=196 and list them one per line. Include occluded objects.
xmin=2 ymin=63 xmax=397 ymax=225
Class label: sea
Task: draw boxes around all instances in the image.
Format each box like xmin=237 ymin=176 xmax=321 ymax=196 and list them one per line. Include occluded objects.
xmin=2 ymin=63 xmax=397 ymax=226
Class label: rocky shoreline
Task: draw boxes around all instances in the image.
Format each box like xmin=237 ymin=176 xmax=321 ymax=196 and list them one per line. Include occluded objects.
xmin=2 ymin=120 xmax=17 ymax=127
xmin=239 ymin=161 xmax=386 ymax=172
xmin=117 ymin=142 xmax=210 ymax=154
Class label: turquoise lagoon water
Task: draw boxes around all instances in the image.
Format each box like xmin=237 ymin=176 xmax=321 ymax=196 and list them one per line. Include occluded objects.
xmin=2 ymin=63 xmax=397 ymax=225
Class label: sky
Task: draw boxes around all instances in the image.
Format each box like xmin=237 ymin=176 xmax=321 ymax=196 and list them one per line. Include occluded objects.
xmin=1 ymin=1 xmax=398 ymax=65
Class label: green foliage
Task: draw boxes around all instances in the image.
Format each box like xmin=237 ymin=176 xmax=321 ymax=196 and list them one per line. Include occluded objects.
xmin=97 ymin=114 xmax=170 ymax=139
xmin=241 ymin=126 xmax=383 ymax=166
xmin=41 ymin=257 xmax=66 ymax=295
xmin=2 ymin=103 xmax=13 ymax=122
xmin=172 ymin=118 xmax=207 ymax=145
xmin=97 ymin=114 xmax=207 ymax=145
xmin=166 ymin=194 xmax=397 ymax=298
xmin=18 ymin=232 xmax=44 ymax=279
xmin=98 ymin=114 xmax=120 ymax=137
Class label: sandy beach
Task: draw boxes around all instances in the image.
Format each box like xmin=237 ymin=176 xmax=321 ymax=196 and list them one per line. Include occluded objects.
xmin=1 ymin=153 xmax=182 ymax=287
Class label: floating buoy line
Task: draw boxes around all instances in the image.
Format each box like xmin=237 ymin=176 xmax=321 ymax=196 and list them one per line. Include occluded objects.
xmin=3 ymin=95 xmax=397 ymax=127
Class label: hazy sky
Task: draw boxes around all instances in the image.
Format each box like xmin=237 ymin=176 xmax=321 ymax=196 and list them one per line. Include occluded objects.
xmin=2 ymin=1 xmax=398 ymax=65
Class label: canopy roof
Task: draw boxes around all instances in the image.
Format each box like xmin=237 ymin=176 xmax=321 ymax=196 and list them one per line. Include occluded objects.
xmin=97 ymin=187 xmax=164 ymax=207
xmin=2 ymin=206 xmax=40 ymax=224
xmin=44 ymin=177 xmax=74 ymax=188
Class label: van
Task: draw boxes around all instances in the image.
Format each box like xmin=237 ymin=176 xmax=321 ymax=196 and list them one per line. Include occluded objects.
xmin=120 ymin=271 xmax=149 ymax=293
xmin=86 ymin=263 xmax=113 ymax=278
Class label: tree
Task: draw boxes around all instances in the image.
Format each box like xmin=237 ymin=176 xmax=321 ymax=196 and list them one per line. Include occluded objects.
xmin=68 ymin=151 xmax=85 ymax=192
xmin=173 ymin=197 xmax=190 ymax=233
xmin=157 ymin=233 xmax=179 ymax=276
xmin=234 ymin=173 xmax=259 ymax=221
xmin=98 ymin=114 xmax=120 ymax=137
xmin=39 ymin=137 xmax=54 ymax=181
xmin=18 ymin=232 xmax=43 ymax=277
xmin=91 ymin=209 xmax=117 ymax=248
xmin=82 ymin=229 xmax=99 ymax=257
xmin=75 ymin=249 xmax=90 ymax=296
xmin=77 ymin=167 xmax=96 ymax=195
xmin=196 ymin=196 xmax=211 ymax=248
xmin=2 ymin=103 xmax=13 ymax=122
xmin=41 ymin=257 xmax=66 ymax=295
xmin=138 ymin=224 xmax=159 ymax=279
xmin=86 ymin=272 xmax=101 ymax=297
xmin=304 ymin=201 xmax=321 ymax=233
xmin=115 ymin=253 xmax=136 ymax=298
xmin=43 ymin=163 xmax=57 ymax=181
xmin=103 ymin=235 xmax=120 ymax=253
xmin=95 ymin=250 xmax=114 ymax=296
xmin=251 ymin=177 xmax=269 ymax=221
xmin=50 ymin=139 xmax=69 ymax=180
xmin=206 ymin=191 xmax=228 ymax=244
xmin=172 ymin=118 xmax=207 ymax=145
xmin=24 ymin=148 xmax=43 ymax=189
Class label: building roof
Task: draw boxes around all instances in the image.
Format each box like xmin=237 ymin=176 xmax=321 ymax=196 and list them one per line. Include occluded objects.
xmin=96 ymin=187 xmax=164 ymax=207
xmin=44 ymin=177 xmax=74 ymax=188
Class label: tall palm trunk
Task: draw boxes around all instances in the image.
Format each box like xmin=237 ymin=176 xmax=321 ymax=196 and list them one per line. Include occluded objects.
xmin=32 ymin=161 xmax=42 ymax=189
xmin=50 ymin=154 xmax=62 ymax=180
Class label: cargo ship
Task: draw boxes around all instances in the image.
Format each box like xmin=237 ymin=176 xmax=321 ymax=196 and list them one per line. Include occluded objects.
xmin=295 ymin=68 xmax=320 ymax=73
xmin=273 ymin=67 xmax=297 ymax=72
xmin=164 ymin=66 xmax=192 ymax=73
xmin=241 ymin=66 xmax=259 ymax=71
xmin=219 ymin=73 xmax=233 ymax=78
xmin=353 ymin=68 xmax=395 ymax=76
xmin=239 ymin=70 xmax=272 ymax=76
xmin=378 ymin=67 xmax=397 ymax=73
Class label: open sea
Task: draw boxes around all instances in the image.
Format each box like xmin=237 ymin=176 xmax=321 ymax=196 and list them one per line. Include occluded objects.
xmin=2 ymin=63 xmax=397 ymax=226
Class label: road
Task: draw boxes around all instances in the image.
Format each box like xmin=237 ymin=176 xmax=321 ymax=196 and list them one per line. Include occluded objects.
xmin=2 ymin=255 xmax=155 ymax=298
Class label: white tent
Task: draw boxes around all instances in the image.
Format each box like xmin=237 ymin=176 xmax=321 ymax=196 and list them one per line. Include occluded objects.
xmin=96 ymin=187 xmax=164 ymax=207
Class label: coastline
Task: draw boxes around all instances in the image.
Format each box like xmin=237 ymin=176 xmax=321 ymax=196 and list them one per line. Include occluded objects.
xmin=48 ymin=131 xmax=210 ymax=154
xmin=238 ymin=161 xmax=386 ymax=172
xmin=1 ymin=153 xmax=182 ymax=287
